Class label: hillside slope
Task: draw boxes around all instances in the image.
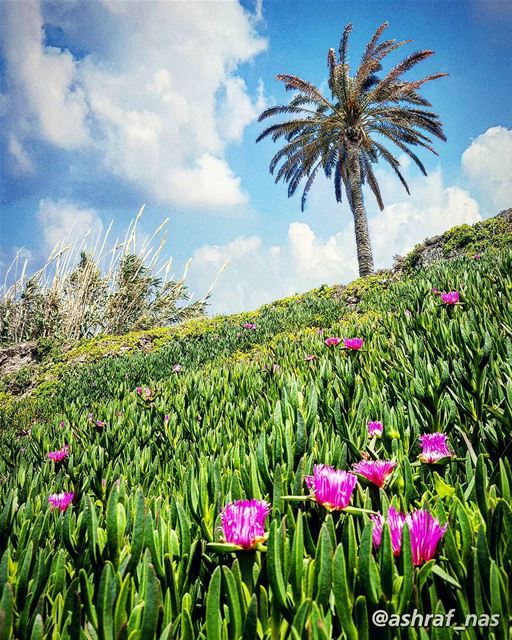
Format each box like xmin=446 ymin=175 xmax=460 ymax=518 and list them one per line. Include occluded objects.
xmin=1 ymin=210 xmax=510 ymax=417
xmin=0 ymin=215 xmax=511 ymax=639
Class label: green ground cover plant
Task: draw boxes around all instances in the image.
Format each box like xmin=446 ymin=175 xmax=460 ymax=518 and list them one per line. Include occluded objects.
xmin=0 ymin=238 xmax=511 ymax=638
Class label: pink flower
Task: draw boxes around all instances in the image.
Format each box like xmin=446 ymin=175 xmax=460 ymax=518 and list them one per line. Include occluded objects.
xmin=95 ymin=420 xmax=106 ymax=428
xmin=136 ymin=386 xmax=152 ymax=398
xmin=432 ymin=287 xmax=439 ymax=294
xmin=242 ymin=323 xmax=257 ymax=330
xmin=324 ymin=337 xmax=341 ymax=347
xmin=406 ymin=509 xmax=448 ymax=566
xmin=473 ymin=254 xmax=481 ymax=260
xmin=370 ymin=507 xmax=406 ymax=556
xmin=272 ymin=364 xmax=281 ymax=373
xmin=367 ymin=421 xmax=383 ymax=438
xmin=47 ymin=446 xmax=69 ymax=463
xmin=419 ymin=433 xmax=454 ymax=464
xmin=172 ymin=364 xmax=182 ymax=373
xmin=305 ymin=464 xmax=358 ymax=511
xmin=304 ymin=354 xmax=316 ymax=361
xmin=164 ymin=414 xmax=170 ymax=424
xmin=343 ymin=338 xmax=364 ymax=350
xmin=220 ymin=499 xmax=270 ymax=549
xmin=353 ymin=460 xmax=396 ymax=488
xmin=48 ymin=492 xmax=74 ymax=512
xmin=440 ymin=291 xmax=459 ymax=305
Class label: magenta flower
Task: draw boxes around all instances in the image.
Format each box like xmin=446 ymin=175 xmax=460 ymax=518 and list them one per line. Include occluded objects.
xmin=304 ymin=354 xmax=317 ymax=361
xmin=473 ymin=253 xmax=481 ymax=260
xmin=370 ymin=507 xmax=406 ymax=556
xmin=367 ymin=421 xmax=383 ymax=438
xmin=440 ymin=291 xmax=459 ymax=305
xmin=47 ymin=446 xmax=69 ymax=463
xmin=305 ymin=464 xmax=358 ymax=511
xmin=95 ymin=420 xmax=106 ymax=428
xmin=353 ymin=460 xmax=396 ymax=488
xmin=242 ymin=322 xmax=257 ymax=330
xmin=220 ymin=499 xmax=270 ymax=549
xmin=432 ymin=287 xmax=439 ymax=294
xmin=343 ymin=337 xmax=364 ymax=350
xmin=136 ymin=386 xmax=152 ymax=398
xmin=419 ymin=433 xmax=454 ymax=464
xmin=48 ymin=492 xmax=74 ymax=512
xmin=172 ymin=364 xmax=182 ymax=373
xmin=324 ymin=337 xmax=341 ymax=347
xmin=406 ymin=509 xmax=448 ymax=566
xmin=164 ymin=414 xmax=170 ymax=424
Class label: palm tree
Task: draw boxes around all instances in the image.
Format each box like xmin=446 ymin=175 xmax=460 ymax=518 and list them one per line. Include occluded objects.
xmin=257 ymin=22 xmax=447 ymax=277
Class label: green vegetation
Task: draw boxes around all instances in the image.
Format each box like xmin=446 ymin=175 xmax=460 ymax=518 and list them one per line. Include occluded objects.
xmin=0 ymin=223 xmax=511 ymax=638
xmin=399 ymin=209 xmax=512 ymax=271
xmin=0 ymin=210 xmax=206 ymax=346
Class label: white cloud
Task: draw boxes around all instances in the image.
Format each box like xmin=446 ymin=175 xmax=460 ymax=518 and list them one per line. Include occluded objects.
xmin=1 ymin=1 xmax=89 ymax=149
xmin=7 ymin=135 xmax=35 ymax=175
xmin=2 ymin=0 xmax=267 ymax=208
xmin=168 ymin=154 xmax=248 ymax=207
xmin=462 ymin=126 xmax=512 ymax=210
xmin=218 ymin=78 xmax=267 ymax=143
xmin=188 ymin=163 xmax=482 ymax=315
xmin=37 ymin=199 xmax=103 ymax=251
xmin=188 ymin=223 xmax=358 ymax=315
xmin=368 ymin=167 xmax=481 ymax=261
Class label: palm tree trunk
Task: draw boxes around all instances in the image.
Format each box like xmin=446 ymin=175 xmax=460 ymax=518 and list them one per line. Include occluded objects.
xmin=348 ymin=149 xmax=374 ymax=277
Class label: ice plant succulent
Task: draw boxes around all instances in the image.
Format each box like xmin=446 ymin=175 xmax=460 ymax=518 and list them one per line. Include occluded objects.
xmin=407 ymin=509 xmax=448 ymax=566
xmin=220 ymin=499 xmax=270 ymax=549
xmin=367 ymin=421 xmax=383 ymax=438
xmin=136 ymin=386 xmax=153 ymax=400
xmin=419 ymin=433 xmax=454 ymax=464
xmin=172 ymin=364 xmax=182 ymax=373
xmin=440 ymin=291 xmax=460 ymax=305
xmin=344 ymin=337 xmax=364 ymax=350
xmin=242 ymin=322 xmax=256 ymax=330
xmin=47 ymin=446 xmax=69 ymax=463
xmin=370 ymin=507 xmax=406 ymax=556
xmin=48 ymin=492 xmax=74 ymax=512
xmin=305 ymin=464 xmax=358 ymax=511
xmin=324 ymin=337 xmax=341 ymax=347
xmin=353 ymin=460 xmax=396 ymax=488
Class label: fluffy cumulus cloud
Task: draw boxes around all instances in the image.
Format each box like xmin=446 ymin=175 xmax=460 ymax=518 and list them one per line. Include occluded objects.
xmin=37 ymin=199 xmax=103 ymax=251
xmin=188 ymin=162 xmax=482 ymax=315
xmin=1 ymin=0 xmax=267 ymax=207
xmin=461 ymin=126 xmax=512 ymax=210
xmin=188 ymin=224 xmax=358 ymax=314
xmin=1 ymin=1 xmax=90 ymax=151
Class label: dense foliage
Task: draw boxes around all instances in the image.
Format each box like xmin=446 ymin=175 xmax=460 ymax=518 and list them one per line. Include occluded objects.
xmin=0 ymin=247 xmax=511 ymax=639
xmin=0 ymin=212 xmax=206 ymax=345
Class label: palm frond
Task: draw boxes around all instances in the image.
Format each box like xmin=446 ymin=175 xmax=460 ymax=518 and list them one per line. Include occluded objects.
xmin=257 ymin=22 xmax=446 ymax=214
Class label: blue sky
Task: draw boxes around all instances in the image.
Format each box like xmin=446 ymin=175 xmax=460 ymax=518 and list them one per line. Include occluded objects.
xmin=1 ymin=0 xmax=511 ymax=314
